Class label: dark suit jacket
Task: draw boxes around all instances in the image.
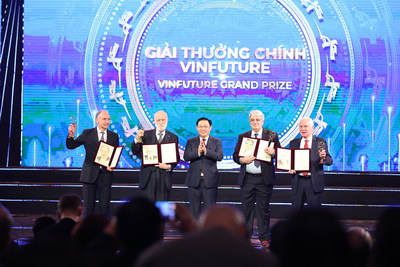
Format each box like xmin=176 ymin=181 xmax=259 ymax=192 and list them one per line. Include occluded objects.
xmin=131 ymin=129 xmax=179 ymax=190
xmin=35 ymin=217 xmax=77 ymax=247
xmin=183 ymin=136 xmax=224 ymax=188
xmin=233 ymin=128 xmax=281 ymax=187
xmin=289 ymin=135 xmax=333 ymax=193
xmin=66 ymin=128 xmax=119 ymax=184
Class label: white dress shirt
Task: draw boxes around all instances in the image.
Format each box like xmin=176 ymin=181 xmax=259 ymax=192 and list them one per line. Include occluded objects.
xmin=97 ymin=128 xmax=107 ymax=142
xmin=245 ymin=130 xmax=262 ymax=174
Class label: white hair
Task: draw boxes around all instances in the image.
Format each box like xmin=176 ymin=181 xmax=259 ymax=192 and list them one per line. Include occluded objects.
xmin=300 ymin=117 xmax=314 ymax=127
xmin=249 ymin=110 xmax=264 ymax=120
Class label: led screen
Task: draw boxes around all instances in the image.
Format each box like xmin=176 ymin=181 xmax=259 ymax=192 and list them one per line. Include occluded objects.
xmin=22 ymin=0 xmax=400 ymax=171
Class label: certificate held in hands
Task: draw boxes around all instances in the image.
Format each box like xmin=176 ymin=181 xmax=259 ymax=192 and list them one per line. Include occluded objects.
xmin=142 ymin=142 xmax=179 ymax=166
xmin=276 ymin=147 xmax=311 ymax=172
xmin=238 ymin=137 xmax=275 ymax=163
xmin=94 ymin=141 xmax=124 ymax=168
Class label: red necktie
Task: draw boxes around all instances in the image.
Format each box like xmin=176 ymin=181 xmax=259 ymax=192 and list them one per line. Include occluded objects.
xmin=302 ymin=139 xmax=309 ymax=176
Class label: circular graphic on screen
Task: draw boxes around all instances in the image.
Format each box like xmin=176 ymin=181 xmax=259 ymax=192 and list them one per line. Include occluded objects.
xmin=126 ymin=0 xmax=320 ymax=166
xmin=84 ymin=0 xmax=355 ymax=168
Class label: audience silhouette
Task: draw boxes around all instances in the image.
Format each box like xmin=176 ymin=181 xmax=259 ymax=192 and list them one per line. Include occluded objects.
xmin=5 ymin=194 xmax=400 ymax=267
xmin=273 ymin=208 xmax=351 ymax=267
xmin=368 ymin=207 xmax=400 ymax=267
xmin=134 ymin=204 xmax=278 ymax=267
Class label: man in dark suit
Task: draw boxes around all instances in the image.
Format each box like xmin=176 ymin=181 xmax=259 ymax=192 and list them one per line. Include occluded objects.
xmin=132 ymin=111 xmax=179 ymax=201
xmin=183 ymin=117 xmax=224 ymax=218
xmin=233 ymin=110 xmax=281 ymax=249
xmin=36 ymin=194 xmax=83 ymax=243
xmin=14 ymin=194 xmax=84 ymax=267
xmin=66 ymin=110 xmax=119 ymax=216
xmin=289 ymin=117 xmax=333 ymax=213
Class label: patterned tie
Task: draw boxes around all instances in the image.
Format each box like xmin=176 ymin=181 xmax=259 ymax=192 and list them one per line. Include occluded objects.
xmin=302 ymin=139 xmax=309 ymax=176
xmin=157 ymin=131 xmax=163 ymax=143
xmin=254 ymin=133 xmax=260 ymax=167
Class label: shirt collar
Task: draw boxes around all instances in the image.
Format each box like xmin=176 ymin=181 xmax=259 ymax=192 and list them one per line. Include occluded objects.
xmin=97 ymin=127 xmax=106 ymax=134
xmin=251 ymin=130 xmax=262 ymax=137
xmin=199 ymin=136 xmax=209 ymax=142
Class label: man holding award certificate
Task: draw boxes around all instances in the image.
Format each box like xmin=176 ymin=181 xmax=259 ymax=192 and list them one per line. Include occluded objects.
xmin=132 ymin=110 xmax=179 ymax=201
xmin=66 ymin=110 xmax=119 ymax=216
xmin=288 ymin=117 xmax=333 ymax=213
xmin=233 ymin=110 xmax=281 ymax=249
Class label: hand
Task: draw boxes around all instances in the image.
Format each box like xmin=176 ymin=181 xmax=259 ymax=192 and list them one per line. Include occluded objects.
xmin=104 ymin=217 xmax=117 ymax=237
xmin=264 ymin=146 xmax=275 ymax=156
xmin=319 ymin=149 xmax=326 ymax=163
xmin=68 ymin=123 xmax=76 ymax=137
xmin=169 ymin=203 xmax=198 ymax=234
xmin=136 ymin=129 xmax=144 ymax=143
xmin=156 ymin=163 xmax=170 ymax=170
xmin=106 ymin=166 xmax=113 ymax=172
xmin=288 ymin=170 xmax=296 ymax=174
xmin=198 ymin=141 xmax=206 ymax=155
xmin=240 ymin=156 xmax=256 ymax=164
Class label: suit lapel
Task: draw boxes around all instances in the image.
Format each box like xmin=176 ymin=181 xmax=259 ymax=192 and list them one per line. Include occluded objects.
xmin=261 ymin=129 xmax=267 ymax=140
xmin=92 ymin=128 xmax=99 ymax=143
xmin=295 ymin=138 xmax=301 ymax=148
xmin=311 ymin=136 xmax=318 ymax=160
xmin=162 ymin=130 xmax=170 ymax=143
xmin=206 ymin=136 xmax=214 ymax=149
xmin=148 ymin=129 xmax=157 ymax=143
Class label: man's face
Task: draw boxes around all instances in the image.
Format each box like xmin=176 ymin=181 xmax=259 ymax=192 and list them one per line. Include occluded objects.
xmin=249 ymin=115 xmax=264 ymax=132
xmin=245 ymin=139 xmax=255 ymax=150
xmin=100 ymin=146 xmax=109 ymax=158
xmin=299 ymin=119 xmax=314 ymax=138
xmin=96 ymin=111 xmax=111 ymax=131
xmin=196 ymin=120 xmax=212 ymax=138
xmin=155 ymin=112 xmax=168 ymax=131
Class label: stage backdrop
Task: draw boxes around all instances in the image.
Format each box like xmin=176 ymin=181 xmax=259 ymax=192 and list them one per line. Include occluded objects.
xmin=22 ymin=0 xmax=400 ymax=171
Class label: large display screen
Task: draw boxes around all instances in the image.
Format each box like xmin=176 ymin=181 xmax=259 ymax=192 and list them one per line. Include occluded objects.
xmin=22 ymin=0 xmax=400 ymax=171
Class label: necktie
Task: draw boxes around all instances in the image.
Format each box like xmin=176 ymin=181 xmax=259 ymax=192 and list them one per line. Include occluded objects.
xmin=157 ymin=131 xmax=163 ymax=143
xmin=302 ymin=139 xmax=309 ymax=176
xmin=254 ymin=134 xmax=260 ymax=167
xmin=100 ymin=131 xmax=105 ymax=142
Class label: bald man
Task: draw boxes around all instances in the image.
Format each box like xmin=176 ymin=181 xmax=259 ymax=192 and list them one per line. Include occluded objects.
xmin=289 ymin=117 xmax=333 ymax=213
xmin=67 ymin=110 xmax=119 ymax=216
xmin=198 ymin=205 xmax=249 ymax=239
xmin=132 ymin=111 xmax=179 ymax=201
